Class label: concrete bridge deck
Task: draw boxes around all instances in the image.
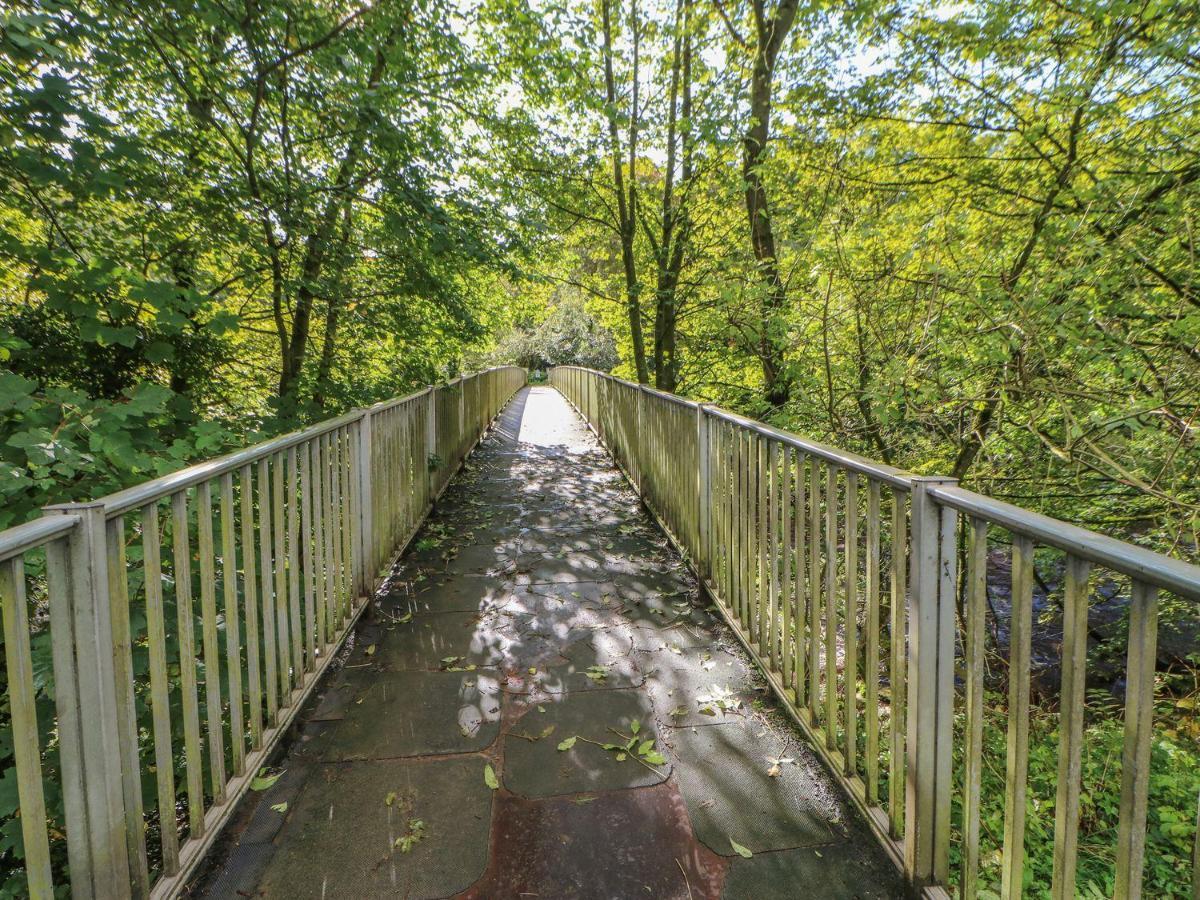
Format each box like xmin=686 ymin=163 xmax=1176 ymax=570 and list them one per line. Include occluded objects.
xmin=193 ymin=386 xmax=902 ymax=899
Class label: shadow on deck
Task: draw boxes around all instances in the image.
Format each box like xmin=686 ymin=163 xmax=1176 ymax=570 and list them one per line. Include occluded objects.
xmin=191 ymin=387 xmax=903 ymax=899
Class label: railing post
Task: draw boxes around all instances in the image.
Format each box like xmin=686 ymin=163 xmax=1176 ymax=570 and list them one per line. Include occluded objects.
xmin=459 ymin=376 xmax=466 ymax=455
xmin=426 ymin=386 xmax=438 ymax=503
xmin=697 ymin=403 xmax=712 ymax=579
xmin=904 ymin=476 xmax=958 ymax=889
xmin=636 ymin=383 xmax=646 ymax=491
xmin=43 ymin=502 xmax=133 ymax=898
xmin=356 ymin=408 xmax=373 ymax=597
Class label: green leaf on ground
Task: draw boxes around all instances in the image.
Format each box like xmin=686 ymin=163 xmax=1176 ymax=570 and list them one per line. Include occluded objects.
xmin=484 ymin=764 xmax=499 ymax=790
xmin=250 ymin=768 xmax=283 ymax=791
xmin=395 ymin=819 xmax=425 ymax=853
xmin=557 ymin=736 xmax=577 ymax=751
xmin=730 ymin=838 xmax=753 ymax=858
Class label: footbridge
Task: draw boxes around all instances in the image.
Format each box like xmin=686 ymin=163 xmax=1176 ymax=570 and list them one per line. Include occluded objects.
xmin=1 ymin=366 xmax=1198 ymax=898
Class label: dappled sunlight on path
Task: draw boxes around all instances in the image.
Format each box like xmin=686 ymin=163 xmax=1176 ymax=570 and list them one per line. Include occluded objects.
xmin=192 ymin=387 xmax=903 ymax=899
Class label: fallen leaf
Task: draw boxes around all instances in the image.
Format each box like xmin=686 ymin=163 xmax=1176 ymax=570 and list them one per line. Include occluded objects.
xmin=730 ymin=839 xmax=753 ymax=859
xmin=271 ymin=802 xmax=288 ymax=814
xmin=484 ymin=764 xmax=499 ymax=790
xmin=385 ymin=791 xmax=397 ymax=807
xmin=250 ymin=768 xmax=283 ymax=791
xmin=365 ymin=644 xmax=376 ymax=656
xmin=557 ymin=736 xmax=577 ymax=751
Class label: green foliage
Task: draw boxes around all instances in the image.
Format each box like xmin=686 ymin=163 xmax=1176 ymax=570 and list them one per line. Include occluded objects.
xmin=950 ymin=694 xmax=1200 ymax=897
xmin=487 ymin=298 xmax=619 ymax=372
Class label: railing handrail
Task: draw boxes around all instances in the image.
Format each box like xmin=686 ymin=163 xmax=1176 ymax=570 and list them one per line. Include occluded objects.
xmin=553 ymin=365 xmax=917 ymax=490
xmin=0 ymin=514 xmax=81 ymax=563
xmin=13 ymin=369 xmax=513 ymax=523
xmin=928 ymin=483 xmax=1200 ymax=601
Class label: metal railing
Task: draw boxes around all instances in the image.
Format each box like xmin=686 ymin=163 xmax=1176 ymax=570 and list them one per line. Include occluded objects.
xmin=0 ymin=366 xmax=525 ymax=899
xmin=550 ymin=365 xmax=1200 ymax=900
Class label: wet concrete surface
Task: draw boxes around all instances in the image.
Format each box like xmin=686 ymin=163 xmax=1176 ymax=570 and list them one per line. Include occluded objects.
xmin=189 ymin=386 xmax=905 ymax=899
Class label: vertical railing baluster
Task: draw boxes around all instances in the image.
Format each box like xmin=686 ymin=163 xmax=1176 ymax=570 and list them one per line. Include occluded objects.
xmin=962 ymin=517 xmax=988 ymax=898
xmin=845 ymin=470 xmax=859 ymax=778
xmin=287 ymin=446 xmax=303 ymax=685
xmin=809 ymin=460 xmax=821 ymax=727
xmin=1115 ymin=580 xmax=1159 ymax=900
xmin=357 ymin=410 xmax=374 ymax=596
xmin=794 ymin=451 xmax=807 ymax=709
xmin=1050 ymin=555 xmax=1089 ymax=899
xmin=1 ymin=557 xmax=54 ymax=898
xmin=219 ymin=473 xmax=246 ymax=776
xmin=322 ymin=430 xmax=338 ymax=645
xmin=195 ymin=483 xmax=227 ymax=804
xmin=171 ymin=491 xmax=205 ymax=839
xmin=272 ymin=452 xmax=289 ymax=698
xmin=141 ymin=503 xmax=179 ymax=874
xmin=239 ymin=465 xmax=262 ymax=748
xmin=341 ymin=428 xmax=355 ymax=617
xmin=865 ymin=479 xmax=881 ymax=805
xmin=329 ymin=432 xmax=343 ymax=627
xmin=257 ymin=457 xmax=278 ymax=724
xmin=758 ymin=434 xmax=768 ymax=652
xmin=780 ymin=445 xmax=793 ymax=691
xmin=312 ymin=435 xmax=326 ymax=653
xmin=889 ymin=490 xmax=907 ymax=840
xmin=759 ymin=436 xmax=771 ymax=658
xmin=697 ymin=405 xmax=710 ymax=582
xmin=738 ymin=429 xmax=749 ymax=629
xmin=105 ymin=515 xmax=150 ymax=895
xmin=825 ymin=465 xmax=837 ymax=750
xmin=1000 ymin=534 xmax=1034 ymax=899
xmin=301 ymin=440 xmax=316 ymax=670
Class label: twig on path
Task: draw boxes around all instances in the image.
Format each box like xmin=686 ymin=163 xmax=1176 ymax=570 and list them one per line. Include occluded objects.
xmin=676 ymin=858 xmax=693 ymax=900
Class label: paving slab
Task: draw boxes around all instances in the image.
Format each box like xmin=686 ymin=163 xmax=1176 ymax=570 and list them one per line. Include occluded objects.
xmin=668 ymin=715 xmax=846 ymax=855
xmin=721 ymin=836 xmax=905 ymax=899
xmin=256 ymin=755 xmax=493 ymax=899
xmin=319 ymin=668 xmax=502 ymax=760
xmin=504 ymin=688 xmax=668 ymax=796
xmin=461 ymin=782 xmax=728 ymax=899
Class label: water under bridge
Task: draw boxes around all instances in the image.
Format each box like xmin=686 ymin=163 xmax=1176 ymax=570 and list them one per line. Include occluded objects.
xmin=2 ymin=366 xmax=1199 ymax=899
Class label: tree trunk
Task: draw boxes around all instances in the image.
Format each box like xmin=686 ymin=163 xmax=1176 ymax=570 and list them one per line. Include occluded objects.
xmin=652 ymin=0 xmax=692 ymax=393
xmin=601 ymin=0 xmax=649 ymax=384
xmin=311 ymin=199 xmax=357 ymax=409
xmin=277 ymin=37 xmax=393 ymax=411
xmin=742 ymin=0 xmax=798 ymax=409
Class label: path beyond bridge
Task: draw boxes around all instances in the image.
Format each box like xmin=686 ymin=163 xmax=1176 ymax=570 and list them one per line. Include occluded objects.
xmin=194 ymin=386 xmax=903 ymax=898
